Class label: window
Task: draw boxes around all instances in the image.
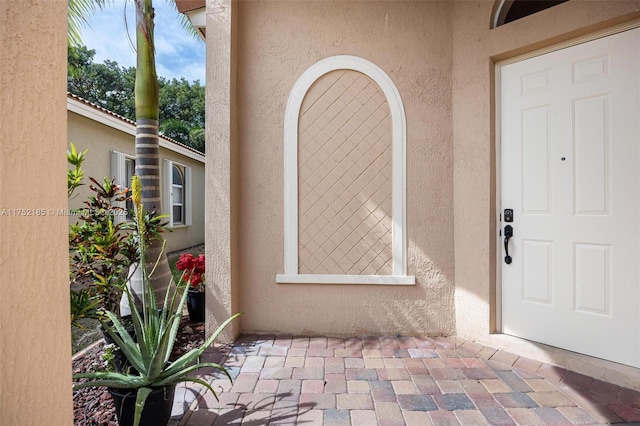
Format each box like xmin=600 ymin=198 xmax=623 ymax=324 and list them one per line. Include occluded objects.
xmin=172 ymin=165 xmax=184 ymax=225
xmin=114 ymin=153 xmax=193 ymax=227
xmin=124 ymin=158 xmax=135 ymax=219
xmin=162 ymin=160 xmax=192 ymax=227
xmin=492 ymin=0 xmax=569 ymax=28
xmin=111 ymin=151 xmax=135 ymax=223
xmin=276 ymin=55 xmax=415 ymax=285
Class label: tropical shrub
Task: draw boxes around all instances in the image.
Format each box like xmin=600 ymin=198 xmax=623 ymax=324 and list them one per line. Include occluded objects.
xmin=73 ymin=175 xmax=240 ymax=426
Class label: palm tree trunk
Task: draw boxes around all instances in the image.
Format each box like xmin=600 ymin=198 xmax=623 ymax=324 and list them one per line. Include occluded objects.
xmin=121 ymin=0 xmax=171 ymax=314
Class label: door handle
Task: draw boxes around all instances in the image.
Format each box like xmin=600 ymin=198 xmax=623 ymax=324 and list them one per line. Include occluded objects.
xmin=504 ymin=225 xmax=513 ymax=264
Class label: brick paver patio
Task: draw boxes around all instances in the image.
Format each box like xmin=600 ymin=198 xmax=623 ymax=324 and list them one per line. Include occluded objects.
xmin=172 ymin=335 xmax=640 ymax=425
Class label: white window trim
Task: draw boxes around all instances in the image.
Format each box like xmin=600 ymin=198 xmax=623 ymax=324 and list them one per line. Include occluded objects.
xmin=276 ymin=55 xmax=415 ymax=285
xmin=162 ymin=159 xmax=192 ymax=228
xmin=110 ymin=150 xmax=135 ymax=224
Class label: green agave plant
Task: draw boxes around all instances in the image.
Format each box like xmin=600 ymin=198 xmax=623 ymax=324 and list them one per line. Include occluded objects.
xmin=73 ymin=284 xmax=240 ymax=425
xmin=73 ymin=175 xmax=240 ymax=426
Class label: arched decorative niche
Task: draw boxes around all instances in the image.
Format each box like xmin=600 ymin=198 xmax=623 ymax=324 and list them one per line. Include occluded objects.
xmin=491 ymin=0 xmax=569 ymax=29
xmin=276 ymin=55 xmax=415 ymax=285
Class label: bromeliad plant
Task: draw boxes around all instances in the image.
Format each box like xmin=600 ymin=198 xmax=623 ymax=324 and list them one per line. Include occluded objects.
xmin=73 ymin=175 xmax=240 ymax=426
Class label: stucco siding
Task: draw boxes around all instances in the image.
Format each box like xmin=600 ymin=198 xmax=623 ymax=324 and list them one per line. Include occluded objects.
xmin=0 ymin=1 xmax=73 ymax=423
xmin=204 ymin=0 xmax=640 ymax=389
xmin=67 ymin=110 xmax=205 ymax=253
xmin=232 ymin=0 xmax=455 ymax=336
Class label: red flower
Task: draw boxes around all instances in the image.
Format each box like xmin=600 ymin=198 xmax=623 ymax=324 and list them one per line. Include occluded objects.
xmin=176 ymin=253 xmax=205 ymax=290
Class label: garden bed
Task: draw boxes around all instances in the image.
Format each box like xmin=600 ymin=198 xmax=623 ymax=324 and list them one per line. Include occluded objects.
xmin=72 ymin=316 xmax=205 ymax=426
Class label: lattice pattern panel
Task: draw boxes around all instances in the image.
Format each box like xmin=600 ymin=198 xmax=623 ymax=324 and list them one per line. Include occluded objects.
xmin=298 ymin=70 xmax=392 ymax=275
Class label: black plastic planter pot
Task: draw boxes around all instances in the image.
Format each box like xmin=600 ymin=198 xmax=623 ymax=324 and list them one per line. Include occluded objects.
xmin=108 ymin=385 xmax=175 ymax=426
xmin=186 ymin=290 xmax=205 ymax=322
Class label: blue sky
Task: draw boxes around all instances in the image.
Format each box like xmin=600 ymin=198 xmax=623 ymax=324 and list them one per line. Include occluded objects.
xmin=79 ymin=1 xmax=205 ymax=83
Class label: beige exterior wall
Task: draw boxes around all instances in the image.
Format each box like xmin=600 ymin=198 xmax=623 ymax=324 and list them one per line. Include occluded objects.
xmin=205 ymin=0 xmax=241 ymax=342
xmin=0 ymin=1 xmax=73 ymax=424
xmin=210 ymin=0 xmax=455 ymax=336
xmin=67 ymin=109 xmax=206 ymax=253
xmin=205 ymin=0 xmax=640 ymax=389
xmin=451 ymin=1 xmax=640 ymax=389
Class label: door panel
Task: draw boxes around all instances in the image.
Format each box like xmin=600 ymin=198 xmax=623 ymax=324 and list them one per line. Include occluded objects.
xmin=574 ymin=95 xmax=609 ymax=214
xmin=574 ymin=243 xmax=610 ymax=315
xmin=522 ymin=106 xmax=551 ymax=214
xmin=522 ymin=240 xmax=552 ymax=304
xmin=500 ymin=28 xmax=640 ymax=367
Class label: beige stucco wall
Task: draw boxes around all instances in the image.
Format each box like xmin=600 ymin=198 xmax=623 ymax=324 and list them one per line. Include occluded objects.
xmin=205 ymin=0 xmax=640 ymax=389
xmin=0 ymin=1 xmax=73 ymax=424
xmin=212 ymin=0 xmax=455 ymax=336
xmin=205 ymin=0 xmax=241 ymax=342
xmin=67 ymin=110 xmax=206 ymax=253
xmin=451 ymin=0 xmax=640 ymax=389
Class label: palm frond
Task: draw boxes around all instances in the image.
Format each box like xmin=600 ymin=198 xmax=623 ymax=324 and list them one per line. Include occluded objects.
xmin=165 ymin=0 xmax=202 ymax=42
xmin=68 ymin=0 xmax=111 ymax=47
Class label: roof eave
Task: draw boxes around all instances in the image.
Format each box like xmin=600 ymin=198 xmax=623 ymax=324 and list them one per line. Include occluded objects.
xmin=175 ymin=0 xmax=205 ymax=14
xmin=176 ymin=0 xmax=206 ymax=39
xmin=67 ymin=93 xmax=206 ymax=163
xmin=185 ymin=8 xmax=206 ymax=40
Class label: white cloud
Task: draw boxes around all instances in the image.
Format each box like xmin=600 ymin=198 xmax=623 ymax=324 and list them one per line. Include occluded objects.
xmin=155 ymin=37 xmax=179 ymax=57
xmin=79 ymin=0 xmax=205 ymax=83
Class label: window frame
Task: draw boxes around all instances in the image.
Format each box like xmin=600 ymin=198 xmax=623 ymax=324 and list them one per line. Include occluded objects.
xmin=491 ymin=0 xmax=569 ymax=29
xmin=276 ymin=55 xmax=415 ymax=285
xmin=171 ymin=164 xmax=185 ymax=225
xmin=110 ymin=150 xmax=135 ymax=224
xmin=162 ymin=159 xmax=192 ymax=228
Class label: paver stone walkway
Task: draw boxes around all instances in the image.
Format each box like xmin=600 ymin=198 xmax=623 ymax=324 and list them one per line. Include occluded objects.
xmin=168 ymin=335 xmax=640 ymax=425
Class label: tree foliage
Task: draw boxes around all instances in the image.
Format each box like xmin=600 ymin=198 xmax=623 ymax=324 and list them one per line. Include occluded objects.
xmin=68 ymin=45 xmax=205 ymax=153
xmin=68 ymin=45 xmax=136 ymax=120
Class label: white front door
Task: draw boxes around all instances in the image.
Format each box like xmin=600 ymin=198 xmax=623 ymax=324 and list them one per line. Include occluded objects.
xmin=500 ymin=27 xmax=640 ymax=368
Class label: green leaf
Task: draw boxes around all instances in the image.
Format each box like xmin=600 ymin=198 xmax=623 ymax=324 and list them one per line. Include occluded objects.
xmin=101 ymin=311 xmax=145 ymax=374
xmin=164 ymin=377 xmax=219 ymax=401
xmin=156 ymin=362 xmax=232 ymax=387
xmin=163 ymin=313 xmax=242 ymax=376
xmin=125 ymin=285 xmax=152 ymax=370
xmin=133 ymin=387 xmax=153 ymax=426
xmin=72 ymin=371 xmax=148 ymax=390
xmin=147 ymin=315 xmax=179 ymax=378
xmin=68 ymin=0 xmax=111 ymax=47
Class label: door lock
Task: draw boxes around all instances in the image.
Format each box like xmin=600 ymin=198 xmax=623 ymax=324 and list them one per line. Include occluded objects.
xmin=504 ymin=225 xmax=513 ymax=264
xmin=504 ymin=208 xmax=513 ymax=222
